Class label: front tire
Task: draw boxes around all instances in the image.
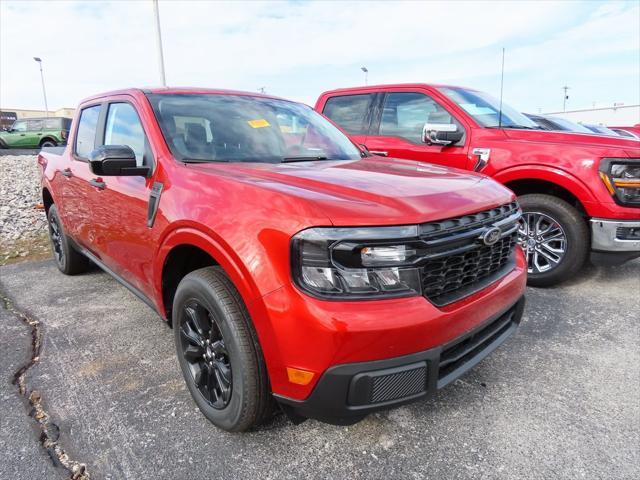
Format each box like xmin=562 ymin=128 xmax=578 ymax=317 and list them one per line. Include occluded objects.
xmin=47 ymin=205 xmax=90 ymax=275
xmin=517 ymin=194 xmax=589 ymax=287
xmin=173 ymin=267 xmax=272 ymax=432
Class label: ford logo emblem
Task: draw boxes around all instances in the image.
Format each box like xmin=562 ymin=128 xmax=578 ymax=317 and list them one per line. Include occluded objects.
xmin=482 ymin=227 xmax=502 ymax=246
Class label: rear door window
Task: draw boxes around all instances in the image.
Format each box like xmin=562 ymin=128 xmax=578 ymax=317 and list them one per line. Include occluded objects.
xmin=28 ymin=119 xmax=44 ymax=131
xmin=75 ymin=105 xmax=101 ymax=159
xmin=322 ymin=94 xmax=373 ymax=134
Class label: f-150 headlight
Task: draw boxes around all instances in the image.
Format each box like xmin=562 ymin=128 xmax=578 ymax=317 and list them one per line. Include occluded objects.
xmin=599 ymin=158 xmax=640 ymax=206
xmin=291 ymin=226 xmax=423 ymax=299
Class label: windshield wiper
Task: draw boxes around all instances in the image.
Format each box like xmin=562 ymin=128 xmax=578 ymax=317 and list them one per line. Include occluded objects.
xmin=488 ymin=125 xmax=541 ymax=130
xmin=281 ymin=155 xmax=329 ymax=163
xmin=181 ymin=158 xmax=229 ymax=163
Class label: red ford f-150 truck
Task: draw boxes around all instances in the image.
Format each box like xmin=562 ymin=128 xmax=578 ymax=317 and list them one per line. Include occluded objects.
xmin=39 ymin=87 xmax=526 ymax=431
xmin=315 ymin=84 xmax=640 ymax=286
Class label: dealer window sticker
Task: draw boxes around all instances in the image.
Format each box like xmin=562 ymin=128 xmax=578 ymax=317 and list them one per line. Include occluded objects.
xmin=247 ymin=119 xmax=271 ymax=128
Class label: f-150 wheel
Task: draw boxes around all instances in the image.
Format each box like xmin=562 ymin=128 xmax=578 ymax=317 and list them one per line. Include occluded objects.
xmin=173 ymin=267 xmax=272 ymax=432
xmin=517 ymin=194 xmax=589 ymax=287
xmin=47 ymin=205 xmax=90 ymax=275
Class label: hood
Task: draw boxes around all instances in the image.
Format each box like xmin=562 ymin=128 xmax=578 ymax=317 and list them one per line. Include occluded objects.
xmin=502 ymin=128 xmax=640 ymax=153
xmin=186 ymin=157 xmax=515 ymax=225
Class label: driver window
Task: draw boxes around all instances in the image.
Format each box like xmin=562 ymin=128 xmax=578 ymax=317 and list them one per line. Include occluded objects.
xmin=104 ymin=103 xmax=148 ymax=166
xmin=379 ymin=92 xmax=456 ymax=143
xmin=12 ymin=120 xmax=27 ymax=132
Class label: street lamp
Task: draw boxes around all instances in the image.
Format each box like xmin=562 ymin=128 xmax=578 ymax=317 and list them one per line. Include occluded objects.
xmin=361 ymin=66 xmax=368 ymax=85
xmin=33 ymin=57 xmax=49 ymax=117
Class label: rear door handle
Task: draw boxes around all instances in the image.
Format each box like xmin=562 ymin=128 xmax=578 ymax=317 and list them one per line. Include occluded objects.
xmin=369 ymin=150 xmax=388 ymax=157
xmin=89 ymin=178 xmax=106 ymax=190
xmin=61 ymin=168 xmax=72 ymax=178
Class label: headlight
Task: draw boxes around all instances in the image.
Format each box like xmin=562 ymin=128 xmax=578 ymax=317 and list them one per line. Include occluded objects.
xmin=599 ymin=158 xmax=640 ymax=206
xmin=291 ymin=226 xmax=423 ymax=299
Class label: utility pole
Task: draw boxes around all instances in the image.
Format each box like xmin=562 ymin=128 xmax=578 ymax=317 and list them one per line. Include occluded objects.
xmin=33 ymin=57 xmax=49 ymax=117
xmin=361 ymin=67 xmax=368 ymax=85
xmin=152 ymin=0 xmax=167 ymax=86
xmin=562 ymin=86 xmax=570 ymax=112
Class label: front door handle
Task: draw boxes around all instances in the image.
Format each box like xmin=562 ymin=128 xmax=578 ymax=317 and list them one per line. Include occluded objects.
xmin=89 ymin=178 xmax=106 ymax=190
xmin=61 ymin=168 xmax=72 ymax=178
xmin=369 ymin=150 xmax=388 ymax=157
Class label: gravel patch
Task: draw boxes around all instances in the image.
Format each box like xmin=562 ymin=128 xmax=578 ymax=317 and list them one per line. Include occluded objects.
xmin=0 ymin=155 xmax=49 ymax=262
xmin=0 ymin=155 xmax=46 ymax=242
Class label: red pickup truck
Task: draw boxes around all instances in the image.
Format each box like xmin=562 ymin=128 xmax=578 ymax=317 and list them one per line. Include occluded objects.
xmin=39 ymin=87 xmax=526 ymax=431
xmin=316 ymin=84 xmax=640 ymax=286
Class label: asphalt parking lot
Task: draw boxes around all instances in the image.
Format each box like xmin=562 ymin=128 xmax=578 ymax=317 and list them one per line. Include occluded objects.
xmin=1 ymin=258 xmax=638 ymax=480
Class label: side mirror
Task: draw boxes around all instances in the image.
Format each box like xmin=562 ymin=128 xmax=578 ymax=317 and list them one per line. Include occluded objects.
xmin=422 ymin=123 xmax=464 ymax=146
xmin=89 ymin=145 xmax=150 ymax=176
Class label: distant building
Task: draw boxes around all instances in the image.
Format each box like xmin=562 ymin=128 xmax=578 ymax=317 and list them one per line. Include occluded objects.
xmin=544 ymin=104 xmax=640 ymax=126
xmin=0 ymin=107 xmax=76 ymax=122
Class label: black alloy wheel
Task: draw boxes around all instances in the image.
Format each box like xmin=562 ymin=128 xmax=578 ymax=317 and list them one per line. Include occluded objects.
xmin=178 ymin=300 xmax=232 ymax=409
xmin=48 ymin=212 xmax=65 ymax=266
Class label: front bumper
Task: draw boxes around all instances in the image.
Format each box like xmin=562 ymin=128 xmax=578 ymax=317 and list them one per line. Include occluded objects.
xmin=275 ymin=296 xmax=525 ymax=425
xmin=591 ymin=218 xmax=640 ymax=252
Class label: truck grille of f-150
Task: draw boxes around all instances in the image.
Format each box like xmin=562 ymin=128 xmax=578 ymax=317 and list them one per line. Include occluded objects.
xmin=418 ymin=202 xmax=521 ymax=306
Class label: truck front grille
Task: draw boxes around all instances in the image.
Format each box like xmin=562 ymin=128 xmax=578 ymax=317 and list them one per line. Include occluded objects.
xmin=418 ymin=202 xmax=520 ymax=306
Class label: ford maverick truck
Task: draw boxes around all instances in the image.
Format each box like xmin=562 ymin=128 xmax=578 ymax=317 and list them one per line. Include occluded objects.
xmin=39 ymin=88 xmax=526 ymax=431
xmin=316 ymin=84 xmax=640 ymax=286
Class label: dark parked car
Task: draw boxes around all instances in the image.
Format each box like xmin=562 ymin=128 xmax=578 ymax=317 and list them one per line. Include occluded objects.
xmin=581 ymin=123 xmax=621 ymax=137
xmin=0 ymin=117 xmax=72 ymax=148
xmin=524 ymin=113 xmax=593 ymax=134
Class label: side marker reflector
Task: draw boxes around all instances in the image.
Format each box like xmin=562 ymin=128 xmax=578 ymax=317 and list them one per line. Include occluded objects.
xmin=286 ymin=367 xmax=315 ymax=386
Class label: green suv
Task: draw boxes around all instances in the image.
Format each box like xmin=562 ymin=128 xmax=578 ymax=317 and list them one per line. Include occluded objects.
xmin=0 ymin=117 xmax=72 ymax=149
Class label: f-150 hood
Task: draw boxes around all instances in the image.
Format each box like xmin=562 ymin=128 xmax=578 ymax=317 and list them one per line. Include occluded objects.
xmin=186 ymin=157 xmax=515 ymax=226
xmin=502 ymin=128 xmax=640 ymax=153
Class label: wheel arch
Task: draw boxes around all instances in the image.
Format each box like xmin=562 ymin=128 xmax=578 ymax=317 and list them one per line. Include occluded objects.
xmin=39 ymin=136 xmax=58 ymax=147
xmin=42 ymin=187 xmax=54 ymax=214
xmin=154 ymin=227 xmax=263 ymax=324
xmin=495 ymin=166 xmax=595 ymax=217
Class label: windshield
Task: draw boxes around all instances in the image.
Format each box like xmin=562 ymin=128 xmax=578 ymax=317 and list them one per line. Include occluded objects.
xmin=439 ymin=87 xmax=540 ymax=129
xmin=147 ymin=94 xmax=362 ymax=163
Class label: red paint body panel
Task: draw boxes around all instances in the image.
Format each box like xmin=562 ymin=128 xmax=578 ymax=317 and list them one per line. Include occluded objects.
xmin=40 ymin=88 xmax=526 ymax=402
xmin=315 ymin=84 xmax=640 ymax=222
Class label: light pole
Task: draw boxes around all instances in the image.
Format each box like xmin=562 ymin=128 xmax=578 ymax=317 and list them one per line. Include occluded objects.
xmin=33 ymin=57 xmax=49 ymax=117
xmin=361 ymin=66 xmax=368 ymax=85
xmin=152 ymin=0 xmax=167 ymax=86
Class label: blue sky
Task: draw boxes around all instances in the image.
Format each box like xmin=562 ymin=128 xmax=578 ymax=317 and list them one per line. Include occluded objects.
xmin=1 ymin=0 xmax=638 ymax=114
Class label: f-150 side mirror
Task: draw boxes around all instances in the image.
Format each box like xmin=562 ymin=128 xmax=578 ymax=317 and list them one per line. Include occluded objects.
xmin=422 ymin=123 xmax=464 ymax=146
xmin=89 ymin=145 xmax=150 ymax=176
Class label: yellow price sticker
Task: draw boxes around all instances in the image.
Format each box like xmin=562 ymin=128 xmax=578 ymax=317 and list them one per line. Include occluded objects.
xmin=248 ymin=119 xmax=271 ymax=128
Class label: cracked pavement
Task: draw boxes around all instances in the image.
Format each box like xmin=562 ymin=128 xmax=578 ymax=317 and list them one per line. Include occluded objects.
xmin=0 ymin=259 xmax=638 ymax=479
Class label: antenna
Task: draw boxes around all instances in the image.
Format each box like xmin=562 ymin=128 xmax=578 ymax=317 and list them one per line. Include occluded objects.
xmin=498 ymin=48 xmax=505 ymax=128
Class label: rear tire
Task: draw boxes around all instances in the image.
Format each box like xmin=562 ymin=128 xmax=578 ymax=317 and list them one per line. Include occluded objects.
xmin=517 ymin=194 xmax=589 ymax=287
xmin=173 ymin=266 xmax=272 ymax=432
xmin=47 ymin=205 xmax=90 ymax=275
